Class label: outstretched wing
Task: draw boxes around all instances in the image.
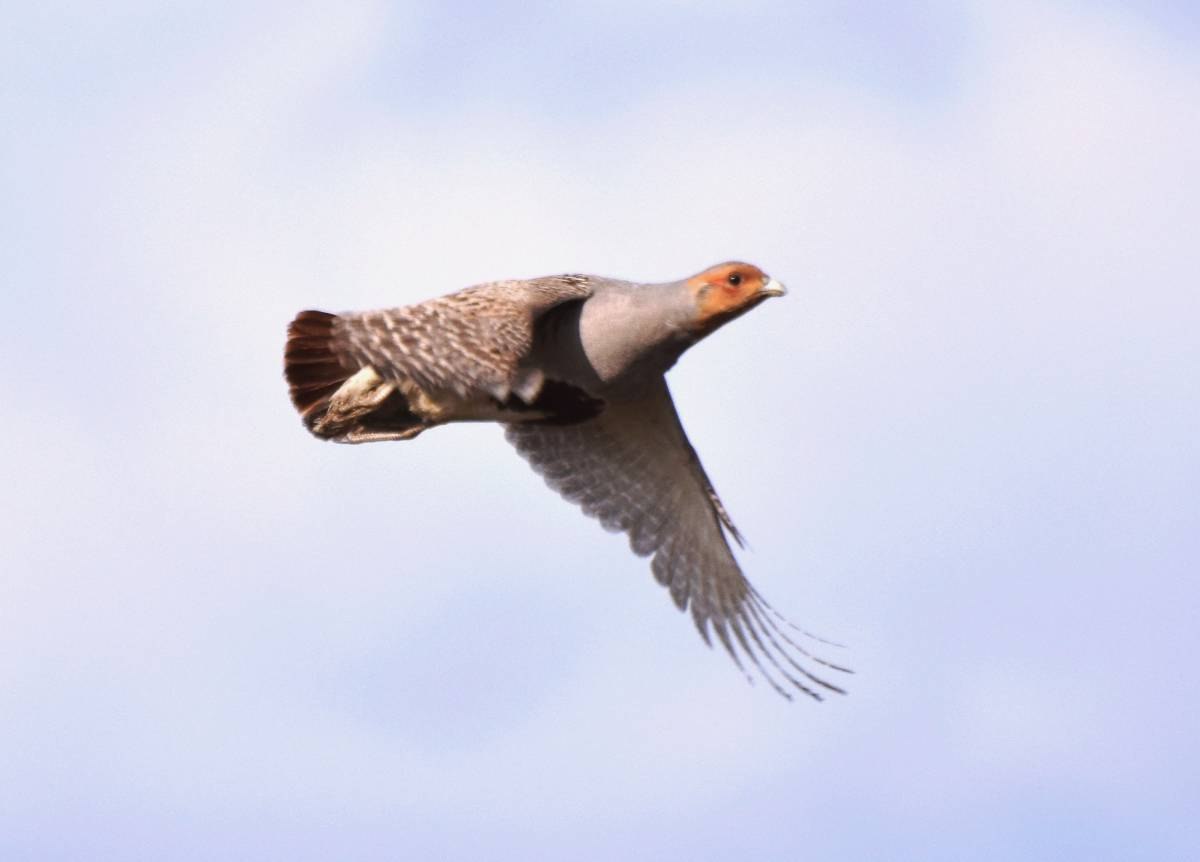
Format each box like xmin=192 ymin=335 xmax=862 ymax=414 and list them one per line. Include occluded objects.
xmin=505 ymin=378 xmax=850 ymax=700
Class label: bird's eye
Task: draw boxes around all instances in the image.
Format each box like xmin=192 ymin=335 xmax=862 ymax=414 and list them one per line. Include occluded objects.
xmin=727 ymin=273 xmax=742 ymax=286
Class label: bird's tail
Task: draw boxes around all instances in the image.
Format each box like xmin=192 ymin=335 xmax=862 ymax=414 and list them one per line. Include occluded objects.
xmin=284 ymin=310 xmax=355 ymax=418
xmin=283 ymin=310 xmax=424 ymax=443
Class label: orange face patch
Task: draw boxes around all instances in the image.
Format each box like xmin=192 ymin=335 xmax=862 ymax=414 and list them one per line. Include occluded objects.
xmin=687 ymin=261 xmax=770 ymax=324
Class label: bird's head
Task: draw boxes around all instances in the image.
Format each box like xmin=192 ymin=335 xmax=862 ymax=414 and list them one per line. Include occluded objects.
xmin=685 ymin=261 xmax=786 ymax=335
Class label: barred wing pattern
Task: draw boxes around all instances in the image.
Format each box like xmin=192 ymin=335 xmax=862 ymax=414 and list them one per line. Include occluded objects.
xmin=505 ymin=378 xmax=848 ymax=700
xmin=334 ymin=276 xmax=593 ymax=400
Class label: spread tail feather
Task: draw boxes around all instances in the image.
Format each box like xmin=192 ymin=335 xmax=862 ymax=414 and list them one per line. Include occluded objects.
xmin=285 ymin=310 xmax=355 ymax=417
xmin=283 ymin=310 xmax=425 ymax=442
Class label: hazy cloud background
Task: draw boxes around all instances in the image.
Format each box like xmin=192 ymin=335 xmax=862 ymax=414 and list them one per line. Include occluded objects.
xmin=4 ymin=1 xmax=1197 ymax=859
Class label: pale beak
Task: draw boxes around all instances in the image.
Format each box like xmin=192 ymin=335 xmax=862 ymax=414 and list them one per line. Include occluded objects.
xmin=760 ymin=277 xmax=787 ymax=297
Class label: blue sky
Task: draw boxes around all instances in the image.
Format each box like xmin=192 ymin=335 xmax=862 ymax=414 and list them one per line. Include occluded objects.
xmin=4 ymin=2 xmax=1198 ymax=859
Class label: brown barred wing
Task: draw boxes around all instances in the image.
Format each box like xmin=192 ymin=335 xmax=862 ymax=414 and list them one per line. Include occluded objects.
xmin=284 ymin=275 xmax=593 ymax=442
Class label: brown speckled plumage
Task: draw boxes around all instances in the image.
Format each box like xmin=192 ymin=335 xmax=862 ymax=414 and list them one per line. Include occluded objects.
xmin=284 ymin=262 xmax=849 ymax=700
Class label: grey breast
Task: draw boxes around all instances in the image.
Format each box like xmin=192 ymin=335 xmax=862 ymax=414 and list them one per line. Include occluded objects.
xmin=532 ymin=280 xmax=694 ymax=396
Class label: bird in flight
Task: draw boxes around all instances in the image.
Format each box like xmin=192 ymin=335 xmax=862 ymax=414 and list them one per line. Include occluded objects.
xmin=284 ymin=261 xmax=849 ymax=700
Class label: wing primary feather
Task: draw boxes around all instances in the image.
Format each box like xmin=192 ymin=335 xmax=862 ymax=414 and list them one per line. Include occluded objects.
xmin=724 ymin=613 xmax=793 ymax=701
xmin=690 ymin=610 xmax=714 ymax=648
xmin=749 ymin=584 xmax=849 ymax=650
xmin=742 ymin=599 xmax=844 ymax=697
xmin=708 ymin=617 xmax=748 ymax=675
xmin=748 ymin=588 xmax=855 ymax=674
xmin=731 ymin=604 xmax=824 ymax=700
